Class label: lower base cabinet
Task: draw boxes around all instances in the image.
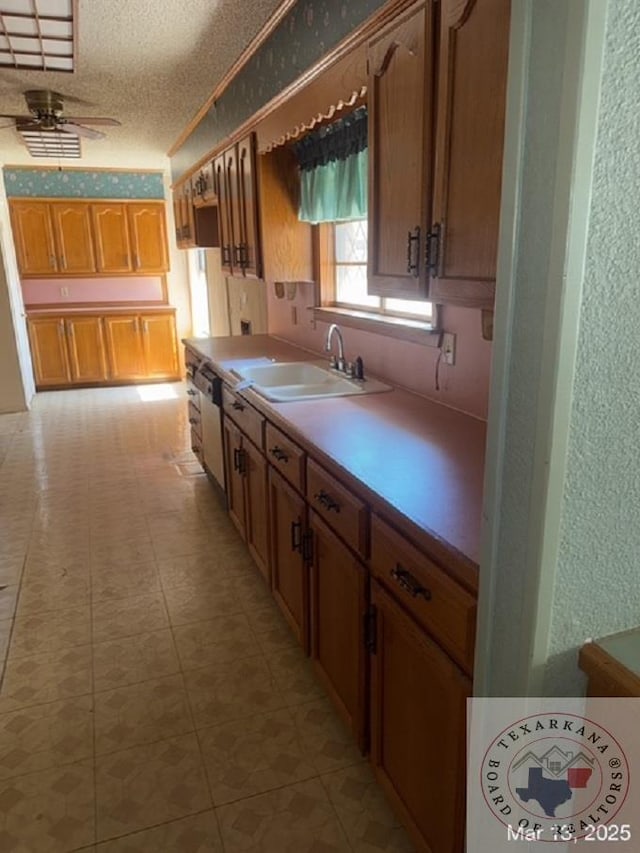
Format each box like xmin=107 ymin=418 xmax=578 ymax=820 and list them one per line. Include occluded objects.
xmin=28 ymin=310 xmax=179 ymax=388
xmin=370 ymin=580 xmax=470 ymax=853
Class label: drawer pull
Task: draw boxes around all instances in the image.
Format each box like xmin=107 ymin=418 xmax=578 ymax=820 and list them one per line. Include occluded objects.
xmin=232 ymin=400 xmax=245 ymax=412
xmin=233 ymin=447 xmax=246 ymax=475
xmin=314 ymin=490 xmax=341 ymax=513
xmin=270 ymin=446 xmax=289 ymax=463
xmin=186 ymin=388 xmax=197 ymax=396
xmin=391 ymin=565 xmax=432 ymax=601
xmin=188 ymin=417 xmax=198 ymax=425
xmin=290 ymin=519 xmax=302 ymax=553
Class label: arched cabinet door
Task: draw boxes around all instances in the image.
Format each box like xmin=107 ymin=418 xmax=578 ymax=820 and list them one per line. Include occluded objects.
xmin=50 ymin=202 xmax=96 ymax=273
xmin=127 ymin=203 xmax=169 ymax=273
xmin=91 ymin=203 xmax=133 ymax=273
xmin=10 ymin=201 xmax=58 ymax=275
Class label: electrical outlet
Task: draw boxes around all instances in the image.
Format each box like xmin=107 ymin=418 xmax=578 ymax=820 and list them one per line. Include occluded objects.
xmin=60 ymin=286 xmax=69 ymax=297
xmin=442 ymin=332 xmax=456 ymax=366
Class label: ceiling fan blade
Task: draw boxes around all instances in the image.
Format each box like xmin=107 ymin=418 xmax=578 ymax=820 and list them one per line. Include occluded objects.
xmin=65 ymin=117 xmax=121 ymax=126
xmin=0 ymin=114 xmax=32 ymax=120
xmin=60 ymin=122 xmax=106 ymax=140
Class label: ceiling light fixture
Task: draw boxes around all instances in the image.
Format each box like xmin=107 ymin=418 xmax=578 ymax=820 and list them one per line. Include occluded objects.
xmin=0 ymin=0 xmax=75 ymax=72
xmin=18 ymin=126 xmax=80 ymax=158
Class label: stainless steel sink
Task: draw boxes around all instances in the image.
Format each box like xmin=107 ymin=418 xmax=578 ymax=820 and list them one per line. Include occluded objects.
xmin=232 ymin=361 xmax=391 ymax=402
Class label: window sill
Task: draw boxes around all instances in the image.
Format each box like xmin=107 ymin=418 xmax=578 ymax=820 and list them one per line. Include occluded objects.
xmin=311 ymin=306 xmax=443 ymax=347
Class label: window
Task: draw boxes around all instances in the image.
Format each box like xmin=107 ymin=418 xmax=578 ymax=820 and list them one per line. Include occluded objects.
xmin=334 ymin=220 xmax=432 ymax=321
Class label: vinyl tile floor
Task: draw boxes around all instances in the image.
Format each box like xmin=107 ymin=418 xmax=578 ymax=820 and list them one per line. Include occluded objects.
xmin=0 ymin=383 xmax=415 ymax=852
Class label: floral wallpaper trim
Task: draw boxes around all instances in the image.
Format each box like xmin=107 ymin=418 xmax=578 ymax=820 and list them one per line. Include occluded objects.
xmin=3 ymin=169 xmax=165 ymax=199
xmin=171 ymin=0 xmax=386 ymax=181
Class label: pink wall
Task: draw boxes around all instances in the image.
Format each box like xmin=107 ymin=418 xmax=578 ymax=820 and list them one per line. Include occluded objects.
xmin=267 ymin=281 xmax=492 ymax=420
xmin=22 ymin=276 xmax=165 ymax=306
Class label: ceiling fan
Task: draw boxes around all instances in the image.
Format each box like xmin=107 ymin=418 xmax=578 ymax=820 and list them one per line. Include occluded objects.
xmin=0 ymin=90 xmax=120 ymax=140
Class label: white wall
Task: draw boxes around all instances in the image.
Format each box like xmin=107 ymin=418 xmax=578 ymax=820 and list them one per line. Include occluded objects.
xmin=543 ymin=0 xmax=640 ymax=693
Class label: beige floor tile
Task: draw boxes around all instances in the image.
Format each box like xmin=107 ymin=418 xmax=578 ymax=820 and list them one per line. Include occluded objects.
xmin=91 ymin=541 xmax=156 ymax=571
xmin=93 ymin=629 xmax=180 ymax=692
xmin=0 ymin=645 xmax=93 ymax=714
xmin=173 ymin=613 xmax=258 ymax=671
xmin=95 ymin=733 xmax=210 ymax=842
xmin=267 ymin=646 xmax=326 ymax=707
xmin=0 ymin=760 xmax=95 ymax=851
xmin=249 ymin=605 xmax=300 ymax=656
xmin=94 ymin=674 xmax=194 ymax=755
xmin=151 ymin=531 xmax=217 ymax=561
xmin=92 ymin=592 xmax=169 ymax=643
xmin=163 ymin=581 xmax=244 ymax=627
xmin=95 ymin=810 xmax=223 ymax=852
xmin=0 ymin=619 xmax=11 ymax=665
xmin=156 ymin=552 xmax=242 ymax=591
xmin=0 ymin=695 xmax=93 ymax=779
xmin=291 ymin=699 xmax=364 ymax=775
xmin=199 ymin=708 xmax=317 ymax=805
xmin=16 ymin=576 xmax=90 ymax=616
xmin=91 ymin=561 xmax=161 ymax=602
xmin=9 ymin=605 xmax=91 ymax=658
xmin=0 ymin=561 xmax=23 ymax=587
xmin=215 ymin=778 xmax=350 ymax=852
xmin=320 ymin=764 xmax=416 ymax=852
xmin=184 ymin=657 xmax=285 ymax=729
xmin=0 ymin=586 xmax=18 ymax=622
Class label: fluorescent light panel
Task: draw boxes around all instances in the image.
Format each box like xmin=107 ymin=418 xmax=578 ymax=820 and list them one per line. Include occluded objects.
xmin=0 ymin=0 xmax=75 ymax=72
xmin=19 ymin=128 xmax=81 ymax=158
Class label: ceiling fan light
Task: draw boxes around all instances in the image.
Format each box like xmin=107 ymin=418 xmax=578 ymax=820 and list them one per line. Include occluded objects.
xmin=0 ymin=0 xmax=75 ymax=72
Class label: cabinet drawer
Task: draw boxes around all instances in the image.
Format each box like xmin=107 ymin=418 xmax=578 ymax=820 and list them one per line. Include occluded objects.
xmin=222 ymin=386 xmax=264 ymax=449
xmin=265 ymin=423 xmax=305 ymax=493
xmin=191 ymin=429 xmax=203 ymax=463
xmin=188 ymin=400 xmax=202 ymax=439
xmin=371 ymin=516 xmax=476 ymax=673
xmin=306 ymin=458 xmax=368 ymax=557
xmin=185 ymin=380 xmax=200 ymax=410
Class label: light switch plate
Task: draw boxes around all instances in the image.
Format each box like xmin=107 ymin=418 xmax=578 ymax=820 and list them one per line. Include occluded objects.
xmin=442 ymin=332 xmax=456 ymax=366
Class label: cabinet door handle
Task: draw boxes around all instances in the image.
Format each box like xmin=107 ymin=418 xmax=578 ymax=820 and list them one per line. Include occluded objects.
xmin=142 ymin=320 xmax=149 ymax=334
xmin=426 ymin=222 xmax=441 ymax=277
xmin=60 ymin=255 xmax=66 ymax=270
xmin=269 ymin=446 xmax=289 ymax=463
xmin=390 ymin=565 xmax=431 ymax=601
xmin=233 ymin=447 xmax=240 ymax=472
xmin=186 ymin=388 xmax=197 ymax=396
xmin=188 ymin=417 xmax=198 ymax=425
xmin=50 ymin=255 xmax=56 ymax=268
xmin=134 ymin=253 xmax=141 ymax=268
xmin=231 ymin=400 xmax=245 ymax=412
xmin=313 ymin=490 xmax=341 ymax=513
xmin=57 ymin=321 xmax=64 ymax=338
xmin=406 ymin=226 xmax=420 ymax=276
xmin=222 ymin=245 xmax=231 ymax=266
xmin=290 ymin=520 xmax=302 ymax=553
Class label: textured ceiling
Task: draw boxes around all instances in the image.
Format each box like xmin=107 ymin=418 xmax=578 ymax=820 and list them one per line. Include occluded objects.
xmin=0 ymin=0 xmax=285 ymax=169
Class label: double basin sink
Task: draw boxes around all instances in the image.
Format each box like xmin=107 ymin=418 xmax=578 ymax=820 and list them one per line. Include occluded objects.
xmin=231 ymin=361 xmax=391 ymax=402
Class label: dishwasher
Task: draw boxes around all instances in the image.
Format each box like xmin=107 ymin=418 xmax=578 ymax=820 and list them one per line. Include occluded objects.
xmin=193 ymin=363 xmax=225 ymax=494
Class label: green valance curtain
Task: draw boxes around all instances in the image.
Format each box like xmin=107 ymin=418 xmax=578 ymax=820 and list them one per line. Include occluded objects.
xmin=293 ymin=106 xmax=367 ymax=224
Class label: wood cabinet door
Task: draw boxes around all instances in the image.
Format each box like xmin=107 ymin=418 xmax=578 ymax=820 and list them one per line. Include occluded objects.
xmin=236 ymin=134 xmax=262 ymax=278
xmin=214 ymin=153 xmax=234 ymax=273
xmin=367 ymin=1 xmax=436 ymax=299
xmin=309 ymin=512 xmax=367 ymax=750
xmin=10 ymin=201 xmax=58 ymax=275
xmin=127 ymin=203 xmax=169 ymax=273
xmin=224 ymin=146 xmax=242 ymax=274
xmin=269 ymin=468 xmax=308 ymax=650
xmin=370 ymin=580 xmax=469 ymax=853
xmin=91 ymin=204 xmax=133 ymax=273
xmin=429 ymin=0 xmax=511 ymax=308
xmin=243 ymin=439 xmax=270 ymax=583
xmin=103 ymin=315 xmax=145 ymax=379
xmin=223 ymin=417 xmax=246 ymax=538
xmin=27 ymin=317 xmax=71 ymax=386
xmin=140 ymin=313 xmax=179 ymax=378
xmin=50 ymin=202 xmax=96 ymax=273
xmin=66 ymin=316 xmax=108 ymax=383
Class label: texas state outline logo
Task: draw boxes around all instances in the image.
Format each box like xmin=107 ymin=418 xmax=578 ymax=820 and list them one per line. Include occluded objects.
xmin=480 ymin=712 xmax=631 ymax=842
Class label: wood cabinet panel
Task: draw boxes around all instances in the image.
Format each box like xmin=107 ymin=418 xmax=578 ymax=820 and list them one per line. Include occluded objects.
xmin=27 ymin=317 xmax=70 ymax=386
xmin=65 ymin=316 xmax=108 ymax=383
xmin=50 ymin=203 xmax=96 ymax=273
xmin=371 ymin=515 xmax=476 ymax=674
xmin=309 ymin=512 xmax=367 ymax=749
xmin=269 ymin=467 xmax=308 ymax=650
xmin=140 ymin=313 xmax=179 ymax=378
xmin=236 ymin=134 xmax=262 ymax=278
xmin=224 ymin=147 xmax=242 ymax=273
xmin=222 ymin=386 xmax=264 ymax=450
xmin=265 ymin=422 xmax=305 ymax=493
xmin=223 ymin=416 xmax=246 ymax=538
xmin=367 ymin=1 xmax=436 ymax=299
xmin=214 ymin=153 xmax=233 ymax=272
xmin=103 ymin=315 xmax=145 ymax=379
xmin=243 ymin=438 xmax=270 ymax=582
xmin=91 ymin=204 xmax=133 ymax=273
xmin=370 ymin=580 xmax=469 ymax=853
xmin=306 ymin=458 xmax=368 ymax=557
xmin=10 ymin=201 xmax=57 ymax=275
xmin=127 ymin=203 xmax=169 ymax=272
xmin=429 ymin=0 xmax=510 ymax=306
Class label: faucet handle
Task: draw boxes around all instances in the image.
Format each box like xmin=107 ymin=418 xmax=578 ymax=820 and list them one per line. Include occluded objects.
xmin=354 ymin=356 xmax=364 ymax=381
xmin=329 ymin=354 xmax=338 ymax=370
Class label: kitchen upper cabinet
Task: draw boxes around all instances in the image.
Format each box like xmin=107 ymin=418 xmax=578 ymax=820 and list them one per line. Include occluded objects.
xmin=309 ymin=512 xmax=368 ymax=750
xmin=370 ymin=579 xmax=469 ymax=853
xmin=50 ymin=203 xmax=95 ymax=274
xmin=269 ymin=467 xmax=309 ymax=650
xmin=368 ymin=1 xmax=436 ymax=299
xmin=215 ymin=135 xmax=262 ymax=277
xmin=429 ymin=0 xmax=511 ymax=307
xmin=91 ymin=204 xmax=133 ymax=273
xmin=65 ymin=316 xmax=108 ymax=383
xmin=127 ymin=203 xmax=169 ymax=273
xmin=103 ymin=315 xmax=146 ymax=379
xmin=10 ymin=201 xmax=58 ymax=275
xmin=27 ymin=317 xmax=70 ymax=386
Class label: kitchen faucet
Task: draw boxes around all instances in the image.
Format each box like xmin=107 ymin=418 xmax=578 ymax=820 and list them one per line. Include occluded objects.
xmin=325 ymin=323 xmax=346 ymax=372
